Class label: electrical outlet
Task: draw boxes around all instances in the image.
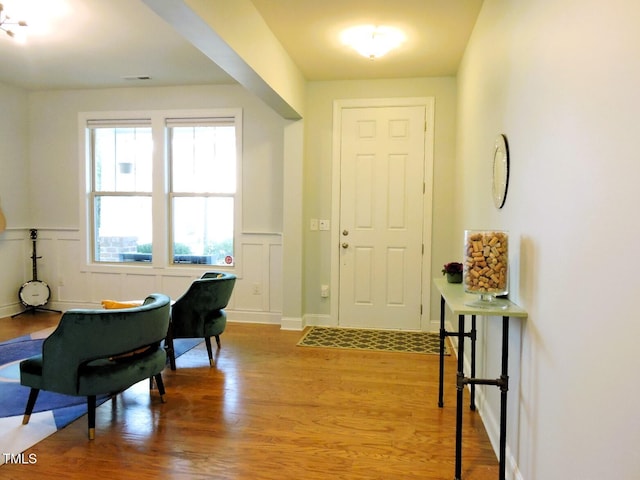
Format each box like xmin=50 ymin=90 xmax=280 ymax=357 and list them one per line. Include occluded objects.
xmin=252 ymin=283 xmax=262 ymax=295
xmin=321 ymin=284 xmax=330 ymax=298
xmin=310 ymin=218 xmax=318 ymax=231
xmin=319 ymin=219 xmax=330 ymax=231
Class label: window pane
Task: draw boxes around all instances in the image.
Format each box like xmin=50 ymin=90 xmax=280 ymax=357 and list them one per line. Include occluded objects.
xmin=170 ymin=125 xmax=236 ymax=193
xmin=94 ymin=127 xmax=152 ymax=192
xmin=94 ymin=196 xmax=152 ymax=262
xmin=172 ymin=197 xmax=234 ymax=266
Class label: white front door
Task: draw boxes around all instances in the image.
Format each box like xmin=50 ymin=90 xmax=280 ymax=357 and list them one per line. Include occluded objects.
xmin=337 ymin=104 xmax=427 ymax=330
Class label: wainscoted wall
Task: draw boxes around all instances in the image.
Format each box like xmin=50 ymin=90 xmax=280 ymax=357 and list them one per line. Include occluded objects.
xmin=0 ymin=228 xmax=283 ymax=325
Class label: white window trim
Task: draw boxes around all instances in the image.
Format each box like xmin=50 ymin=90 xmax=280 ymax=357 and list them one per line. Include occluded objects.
xmin=78 ymin=108 xmax=243 ymax=275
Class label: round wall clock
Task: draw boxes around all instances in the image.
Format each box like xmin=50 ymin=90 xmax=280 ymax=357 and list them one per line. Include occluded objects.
xmin=492 ymin=134 xmax=510 ymax=209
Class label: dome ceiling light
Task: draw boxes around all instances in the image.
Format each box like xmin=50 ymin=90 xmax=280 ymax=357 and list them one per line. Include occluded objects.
xmin=340 ymin=25 xmax=405 ymax=60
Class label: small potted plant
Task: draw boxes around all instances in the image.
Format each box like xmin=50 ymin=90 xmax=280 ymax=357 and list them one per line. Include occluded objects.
xmin=442 ymin=262 xmax=463 ymax=284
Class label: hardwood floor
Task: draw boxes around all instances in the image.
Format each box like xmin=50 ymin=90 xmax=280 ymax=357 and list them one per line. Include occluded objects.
xmin=0 ymin=312 xmax=498 ymax=479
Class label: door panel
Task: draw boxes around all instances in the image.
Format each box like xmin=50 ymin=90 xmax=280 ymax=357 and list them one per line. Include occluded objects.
xmin=339 ymin=105 xmax=426 ymax=330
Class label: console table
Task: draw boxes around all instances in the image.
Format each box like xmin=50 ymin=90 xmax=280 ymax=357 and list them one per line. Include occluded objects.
xmin=434 ymin=277 xmax=527 ymax=480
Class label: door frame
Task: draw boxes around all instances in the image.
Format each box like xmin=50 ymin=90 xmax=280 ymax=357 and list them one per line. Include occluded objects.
xmin=330 ymin=97 xmax=435 ymax=330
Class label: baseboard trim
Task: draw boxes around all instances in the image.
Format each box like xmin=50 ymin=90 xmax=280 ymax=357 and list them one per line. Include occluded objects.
xmin=302 ymin=314 xmax=334 ymax=328
xmin=280 ymin=316 xmax=304 ymax=331
xmin=226 ymin=310 xmax=281 ymax=325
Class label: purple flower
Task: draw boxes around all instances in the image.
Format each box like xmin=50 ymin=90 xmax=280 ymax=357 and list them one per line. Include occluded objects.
xmin=442 ymin=262 xmax=463 ymax=275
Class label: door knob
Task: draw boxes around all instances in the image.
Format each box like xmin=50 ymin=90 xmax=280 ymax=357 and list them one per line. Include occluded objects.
xmin=342 ymin=229 xmax=349 ymax=236
xmin=342 ymin=242 xmax=349 ymax=249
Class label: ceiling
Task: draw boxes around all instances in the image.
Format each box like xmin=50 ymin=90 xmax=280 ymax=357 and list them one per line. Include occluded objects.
xmin=0 ymin=0 xmax=483 ymax=91
xmin=250 ymin=0 xmax=483 ymax=81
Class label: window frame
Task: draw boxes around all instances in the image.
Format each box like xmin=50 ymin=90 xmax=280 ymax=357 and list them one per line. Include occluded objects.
xmin=88 ymin=119 xmax=153 ymax=264
xmin=167 ymin=117 xmax=238 ymax=267
xmin=79 ymin=109 xmax=243 ymax=273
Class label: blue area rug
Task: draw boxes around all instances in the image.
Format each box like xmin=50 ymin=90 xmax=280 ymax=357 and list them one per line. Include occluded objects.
xmin=0 ymin=331 xmax=201 ymax=429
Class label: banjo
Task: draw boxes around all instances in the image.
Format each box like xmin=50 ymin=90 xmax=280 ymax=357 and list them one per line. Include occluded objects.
xmin=13 ymin=229 xmax=61 ymax=316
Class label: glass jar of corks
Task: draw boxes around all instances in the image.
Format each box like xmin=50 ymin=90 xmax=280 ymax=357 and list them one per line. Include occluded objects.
xmin=463 ymin=230 xmax=508 ymax=304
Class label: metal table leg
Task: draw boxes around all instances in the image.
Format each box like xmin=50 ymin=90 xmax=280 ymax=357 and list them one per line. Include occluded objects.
xmin=455 ymin=313 xmax=465 ymax=480
xmin=498 ymin=315 xmax=509 ymax=480
xmin=470 ymin=314 xmax=477 ymax=411
xmin=439 ymin=300 xmax=477 ymax=412
xmin=438 ymin=295 xmax=446 ymax=407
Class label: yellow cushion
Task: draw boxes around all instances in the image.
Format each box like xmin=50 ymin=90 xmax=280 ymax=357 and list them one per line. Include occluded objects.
xmin=101 ymin=300 xmax=142 ymax=309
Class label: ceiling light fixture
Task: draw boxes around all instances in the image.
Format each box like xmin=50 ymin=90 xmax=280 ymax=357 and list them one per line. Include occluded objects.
xmin=340 ymin=25 xmax=405 ymax=60
xmin=0 ymin=3 xmax=28 ymax=38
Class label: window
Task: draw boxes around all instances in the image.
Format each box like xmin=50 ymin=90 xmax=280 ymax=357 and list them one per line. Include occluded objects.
xmin=168 ymin=118 xmax=236 ymax=266
xmin=84 ymin=110 xmax=241 ymax=267
xmin=89 ymin=120 xmax=153 ymax=263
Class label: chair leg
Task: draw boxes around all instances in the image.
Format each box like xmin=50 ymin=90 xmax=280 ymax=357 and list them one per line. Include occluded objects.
xmin=22 ymin=388 xmax=40 ymax=425
xmin=87 ymin=395 xmax=96 ymax=440
xmin=154 ymin=373 xmax=166 ymax=403
xmin=205 ymin=337 xmax=215 ymax=366
xmin=215 ymin=334 xmax=221 ymax=349
xmin=166 ymin=326 xmax=177 ymax=371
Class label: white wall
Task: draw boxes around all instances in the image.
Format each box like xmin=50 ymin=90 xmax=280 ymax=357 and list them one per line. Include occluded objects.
xmin=457 ymin=1 xmax=640 ymax=478
xmin=0 ymin=83 xmax=29 ymax=228
xmin=0 ymin=83 xmax=30 ymax=314
xmin=27 ymin=84 xmax=284 ymax=232
xmin=0 ymin=84 xmax=286 ymax=321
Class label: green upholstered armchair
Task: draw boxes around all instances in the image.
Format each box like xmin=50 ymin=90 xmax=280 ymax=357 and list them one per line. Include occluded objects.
xmin=166 ymin=272 xmax=236 ymax=370
xmin=20 ymin=293 xmax=171 ymax=440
